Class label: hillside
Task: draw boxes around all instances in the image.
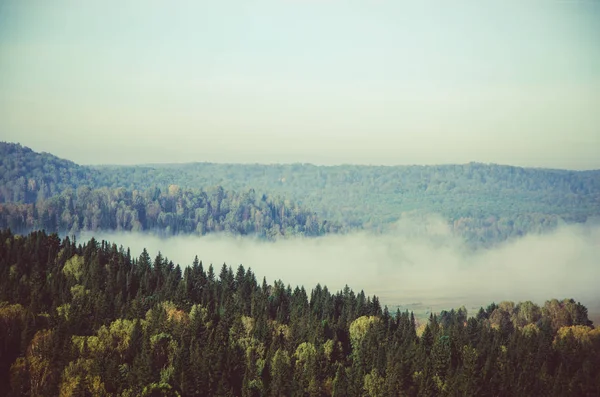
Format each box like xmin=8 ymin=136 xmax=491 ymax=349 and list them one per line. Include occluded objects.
xmin=2 ymin=142 xmax=600 ymax=246
xmin=92 ymin=160 xmax=600 ymax=246
xmin=0 ymin=142 xmax=99 ymax=203
xmin=0 ymin=143 xmax=338 ymax=239
xmin=0 ymin=185 xmax=340 ymax=239
xmin=92 ymin=162 xmax=600 ymax=221
xmin=0 ymin=230 xmax=598 ymax=396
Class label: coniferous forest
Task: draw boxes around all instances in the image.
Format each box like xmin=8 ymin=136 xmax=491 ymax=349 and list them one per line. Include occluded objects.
xmin=2 ymin=0 xmax=600 ymax=395
xmin=1 ymin=229 xmax=599 ymax=397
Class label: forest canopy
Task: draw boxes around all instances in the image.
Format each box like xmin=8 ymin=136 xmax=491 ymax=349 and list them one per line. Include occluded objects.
xmin=0 ymin=230 xmax=598 ymax=396
xmin=2 ymin=142 xmax=599 ymax=247
xmin=0 ymin=185 xmax=341 ymax=239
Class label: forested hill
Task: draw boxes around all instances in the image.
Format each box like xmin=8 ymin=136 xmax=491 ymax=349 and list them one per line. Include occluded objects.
xmin=0 ymin=142 xmax=99 ymax=203
xmin=0 ymin=142 xmax=338 ymax=239
xmin=91 ymin=162 xmax=600 ymax=225
xmin=0 ymin=185 xmax=340 ymax=238
xmin=1 ymin=230 xmax=599 ymax=396
xmin=88 ymin=152 xmax=600 ymax=246
xmin=3 ymin=142 xmax=600 ymax=246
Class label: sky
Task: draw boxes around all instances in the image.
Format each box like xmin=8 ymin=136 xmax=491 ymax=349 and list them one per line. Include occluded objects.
xmin=1 ymin=0 xmax=599 ymax=169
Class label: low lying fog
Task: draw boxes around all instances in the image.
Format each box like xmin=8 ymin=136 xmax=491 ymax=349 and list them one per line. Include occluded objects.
xmin=82 ymin=215 xmax=600 ymax=319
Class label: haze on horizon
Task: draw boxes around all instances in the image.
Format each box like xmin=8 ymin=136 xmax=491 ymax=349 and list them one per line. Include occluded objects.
xmin=1 ymin=0 xmax=599 ymax=169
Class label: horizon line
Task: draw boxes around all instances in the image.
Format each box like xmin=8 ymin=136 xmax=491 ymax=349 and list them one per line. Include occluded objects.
xmin=3 ymin=141 xmax=600 ymax=172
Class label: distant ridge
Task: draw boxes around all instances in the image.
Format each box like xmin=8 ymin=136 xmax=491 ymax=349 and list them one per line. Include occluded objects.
xmin=2 ymin=141 xmax=599 ymax=247
xmin=3 ymin=141 xmax=599 ymax=174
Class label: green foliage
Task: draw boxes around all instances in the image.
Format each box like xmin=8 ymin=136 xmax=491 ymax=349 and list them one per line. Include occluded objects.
xmin=62 ymin=255 xmax=84 ymax=282
xmin=0 ymin=229 xmax=599 ymax=396
xmin=0 ymin=185 xmax=340 ymax=239
xmin=270 ymin=348 xmax=291 ymax=396
xmin=88 ymin=161 xmax=600 ymax=247
xmin=0 ymin=142 xmax=99 ymax=204
xmin=3 ymin=142 xmax=600 ymax=247
xmin=349 ymin=316 xmax=381 ymax=349
xmin=364 ymin=368 xmax=386 ymax=397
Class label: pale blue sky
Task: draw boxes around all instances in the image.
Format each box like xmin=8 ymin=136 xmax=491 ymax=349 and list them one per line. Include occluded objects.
xmin=1 ymin=0 xmax=599 ymax=168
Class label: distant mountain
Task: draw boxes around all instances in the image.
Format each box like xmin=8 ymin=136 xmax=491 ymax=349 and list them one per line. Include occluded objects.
xmin=2 ymin=142 xmax=600 ymax=246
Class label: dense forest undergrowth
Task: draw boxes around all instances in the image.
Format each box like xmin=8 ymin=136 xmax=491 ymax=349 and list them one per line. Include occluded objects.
xmin=1 ymin=230 xmax=599 ymax=396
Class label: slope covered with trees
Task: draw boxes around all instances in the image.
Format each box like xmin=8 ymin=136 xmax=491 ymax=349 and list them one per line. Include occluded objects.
xmin=1 ymin=230 xmax=599 ymax=396
xmin=0 ymin=143 xmax=99 ymax=203
xmin=0 ymin=143 xmax=339 ymax=239
xmin=2 ymin=142 xmax=600 ymax=246
xmin=92 ymin=162 xmax=600 ymax=246
xmin=93 ymin=161 xmax=600 ymax=222
xmin=0 ymin=185 xmax=340 ymax=239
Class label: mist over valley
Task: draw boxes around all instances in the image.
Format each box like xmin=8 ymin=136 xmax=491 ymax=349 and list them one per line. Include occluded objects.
xmin=2 ymin=1 xmax=600 ymax=394
xmin=82 ymin=217 xmax=600 ymax=324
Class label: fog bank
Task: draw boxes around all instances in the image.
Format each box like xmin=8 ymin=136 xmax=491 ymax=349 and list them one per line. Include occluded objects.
xmin=81 ymin=217 xmax=600 ymax=317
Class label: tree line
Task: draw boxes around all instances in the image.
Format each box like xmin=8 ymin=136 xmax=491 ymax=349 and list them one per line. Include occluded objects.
xmin=0 ymin=185 xmax=342 ymax=239
xmin=1 ymin=230 xmax=598 ymax=396
xmin=3 ymin=141 xmax=600 ymax=247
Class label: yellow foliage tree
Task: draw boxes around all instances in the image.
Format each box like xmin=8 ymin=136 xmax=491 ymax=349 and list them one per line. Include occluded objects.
xmin=349 ymin=316 xmax=381 ymax=349
xmin=63 ymin=255 xmax=84 ymax=282
xmin=554 ymin=325 xmax=600 ymax=346
xmin=364 ymin=368 xmax=386 ymax=397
